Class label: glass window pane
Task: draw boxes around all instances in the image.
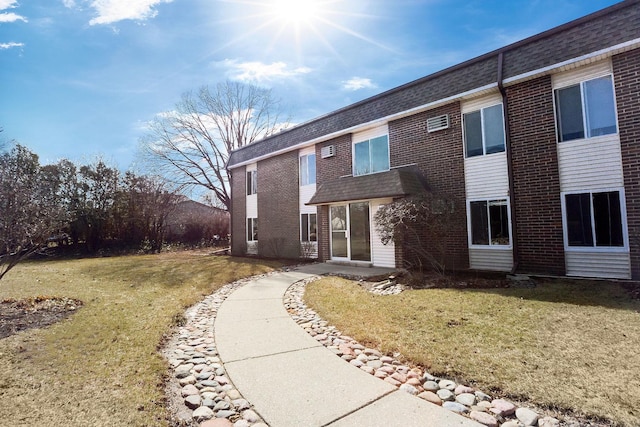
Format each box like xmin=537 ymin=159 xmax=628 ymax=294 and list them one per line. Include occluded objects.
xmin=484 ymin=105 xmax=506 ymax=154
xmin=464 ymin=111 xmax=483 ymax=157
xmin=584 ymin=76 xmax=617 ymax=138
xmin=300 ymin=156 xmax=309 ymax=186
xmin=307 ymin=154 xmax=316 ymax=184
xmin=565 ymin=194 xmax=593 ymax=246
xmin=489 ymin=200 xmax=509 ymax=245
xmin=354 ymin=140 xmax=370 ymax=176
xmin=470 ymin=201 xmax=489 ymax=245
xmin=246 ymin=171 xmax=252 ymax=195
xmin=349 ymin=202 xmax=371 ymax=261
xmin=252 ymin=171 xmax=257 ymax=194
xmin=593 ymin=191 xmax=623 ymax=246
xmin=370 ymin=136 xmax=389 ymax=173
xmin=556 ymin=85 xmax=585 ymax=142
xmin=247 ymin=218 xmax=257 ymax=241
xmin=301 ymin=214 xmax=309 ymax=241
xmin=253 ymin=218 xmax=258 ymax=241
xmin=310 ymin=214 xmax=317 ymax=242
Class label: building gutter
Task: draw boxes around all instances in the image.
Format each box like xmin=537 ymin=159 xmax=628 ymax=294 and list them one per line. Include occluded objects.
xmin=497 ymin=52 xmax=519 ymax=275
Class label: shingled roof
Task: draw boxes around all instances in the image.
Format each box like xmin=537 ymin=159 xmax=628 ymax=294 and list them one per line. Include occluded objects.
xmin=306 ymin=166 xmax=428 ymax=206
xmin=227 ymin=0 xmax=640 ymax=169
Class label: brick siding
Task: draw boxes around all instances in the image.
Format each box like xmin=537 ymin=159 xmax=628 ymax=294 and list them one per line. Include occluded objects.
xmin=389 ymin=102 xmax=469 ymax=271
xmin=613 ymin=48 xmax=640 ymax=280
xmin=230 ymin=167 xmax=247 ymax=256
xmin=257 ymin=150 xmax=301 ymax=259
xmin=506 ymin=76 xmax=566 ymax=275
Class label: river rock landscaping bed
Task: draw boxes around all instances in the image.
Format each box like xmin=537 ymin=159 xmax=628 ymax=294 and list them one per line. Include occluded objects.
xmin=162 ymin=274 xmax=274 ymax=427
xmin=163 ymin=270 xmax=611 ymax=427
xmin=284 ymin=277 xmax=610 ymax=427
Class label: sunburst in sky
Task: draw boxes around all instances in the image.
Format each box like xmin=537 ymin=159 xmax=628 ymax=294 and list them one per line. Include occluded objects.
xmin=214 ymin=0 xmax=390 ymax=61
xmin=0 ymin=0 xmax=620 ymax=169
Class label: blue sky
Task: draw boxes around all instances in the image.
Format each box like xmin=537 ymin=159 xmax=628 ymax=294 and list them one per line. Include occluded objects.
xmin=0 ymin=0 xmax=620 ymax=169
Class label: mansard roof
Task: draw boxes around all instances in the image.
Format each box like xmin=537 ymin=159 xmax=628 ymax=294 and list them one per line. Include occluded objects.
xmin=227 ymin=0 xmax=640 ymax=169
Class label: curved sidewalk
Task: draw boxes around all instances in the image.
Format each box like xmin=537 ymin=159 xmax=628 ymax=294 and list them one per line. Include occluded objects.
xmin=214 ymin=267 xmax=482 ymax=427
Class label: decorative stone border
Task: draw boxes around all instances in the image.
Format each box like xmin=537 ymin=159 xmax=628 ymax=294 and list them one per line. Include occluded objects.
xmin=283 ymin=277 xmax=599 ymax=427
xmin=162 ymin=269 xmax=606 ymax=427
xmin=162 ymin=274 xmax=276 ymax=427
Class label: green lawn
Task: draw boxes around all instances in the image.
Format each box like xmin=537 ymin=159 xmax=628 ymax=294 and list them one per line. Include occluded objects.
xmin=0 ymin=251 xmax=282 ymax=426
xmin=305 ymin=277 xmax=640 ymax=426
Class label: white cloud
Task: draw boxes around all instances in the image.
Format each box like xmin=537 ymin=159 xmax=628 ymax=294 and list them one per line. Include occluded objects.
xmin=82 ymin=0 xmax=173 ymax=26
xmin=220 ymin=60 xmax=312 ymax=83
xmin=0 ymin=11 xmax=26 ymax=22
xmin=0 ymin=0 xmax=18 ymax=11
xmin=342 ymin=77 xmax=376 ymax=91
xmin=62 ymin=0 xmax=77 ymax=8
xmin=0 ymin=41 xmax=23 ymax=49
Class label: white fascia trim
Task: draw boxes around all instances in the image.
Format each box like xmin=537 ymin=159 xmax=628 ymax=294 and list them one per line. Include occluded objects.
xmin=502 ymin=38 xmax=640 ymax=86
xmin=229 ymin=38 xmax=640 ymax=170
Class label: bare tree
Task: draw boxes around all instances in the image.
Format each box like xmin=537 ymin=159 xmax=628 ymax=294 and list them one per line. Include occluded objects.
xmin=374 ymin=192 xmax=462 ymax=277
xmin=0 ymin=145 xmax=67 ymax=280
xmin=140 ymin=81 xmax=289 ymax=211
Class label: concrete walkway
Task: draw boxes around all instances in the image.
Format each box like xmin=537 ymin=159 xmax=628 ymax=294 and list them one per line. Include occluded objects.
xmin=214 ymin=266 xmax=482 ymax=427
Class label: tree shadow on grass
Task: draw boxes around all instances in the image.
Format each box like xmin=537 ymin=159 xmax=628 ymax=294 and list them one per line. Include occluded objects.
xmin=451 ymin=277 xmax=640 ymax=312
xmin=411 ymin=269 xmax=640 ymax=311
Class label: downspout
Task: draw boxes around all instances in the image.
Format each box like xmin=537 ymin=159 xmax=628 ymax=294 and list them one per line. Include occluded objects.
xmin=497 ymin=52 xmax=520 ymax=274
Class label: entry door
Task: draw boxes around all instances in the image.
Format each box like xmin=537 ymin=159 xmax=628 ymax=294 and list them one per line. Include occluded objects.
xmin=330 ymin=203 xmax=371 ymax=262
xmin=330 ymin=206 xmax=348 ymax=258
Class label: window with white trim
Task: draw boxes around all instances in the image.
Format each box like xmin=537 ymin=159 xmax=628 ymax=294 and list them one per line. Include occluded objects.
xmin=300 ymin=154 xmax=316 ymax=186
xmin=247 ymin=217 xmax=258 ymax=241
xmin=469 ymin=199 xmax=510 ymax=246
xmin=301 ymin=213 xmax=317 ymax=242
xmin=353 ymin=135 xmax=389 ymax=176
xmin=246 ymin=170 xmax=257 ymax=195
xmin=564 ymin=190 xmax=624 ymax=247
xmin=463 ymin=104 xmax=505 ymax=158
xmin=555 ymin=75 xmax=617 ymax=142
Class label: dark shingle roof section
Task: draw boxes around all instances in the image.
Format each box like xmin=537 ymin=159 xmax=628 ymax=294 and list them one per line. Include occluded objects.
xmin=306 ymin=166 xmax=428 ymax=205
xmin=228 ymin=1 xmax=640 ymax=168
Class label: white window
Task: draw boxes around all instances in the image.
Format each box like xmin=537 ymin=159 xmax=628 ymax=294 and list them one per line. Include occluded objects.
xmin=468 ymin=199 xmax=511 ymax=246
xmin=246 ymin=170 xmax=257 ymax=195
xmin=353 ymin=135 xmax=389 ymax=176
xmin=463 ymin=104 xmax=505 ymax=158
xmin=247 ymin=217 xmax=258 ymax=242
xmin=563 ymin=190 xmax=625 ymax=248
xmin=301 ymin=213 xmax=317 ymax=242
xmin=555 ymin=75 xmax=617 ymax=142
xmin=300 ymin=154 xmax=316 ymax=186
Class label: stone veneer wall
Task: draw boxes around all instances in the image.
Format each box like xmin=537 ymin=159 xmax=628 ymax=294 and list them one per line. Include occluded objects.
xmin=257 ymin=150 xmax=301 ymax=259
xmin=230 ymin=167 xmax=247 ymax=256
xmin=506 ymin=75 xmax=565 ymax=275
xmin=389 ymin=102 xmax=469 ymax=271
xmin=613 ymin=48 xmax=640 ymax=280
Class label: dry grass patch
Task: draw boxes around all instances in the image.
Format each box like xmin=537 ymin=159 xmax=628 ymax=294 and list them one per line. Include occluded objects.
xmin=0 ymin=251 xmax=282 ymax=427
xmin=305 ymin=277 xmax=640 ymax=426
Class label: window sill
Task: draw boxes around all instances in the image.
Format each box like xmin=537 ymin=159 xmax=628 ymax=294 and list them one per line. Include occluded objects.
xmin=564 ymin=246 xmax=628 ymax=253
xmin=469 ymin=245 xmax=512 ymax=250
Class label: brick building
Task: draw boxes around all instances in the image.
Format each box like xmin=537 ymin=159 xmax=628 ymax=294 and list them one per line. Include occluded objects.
xmin=227 ymin=0 xmax=640 ymax=280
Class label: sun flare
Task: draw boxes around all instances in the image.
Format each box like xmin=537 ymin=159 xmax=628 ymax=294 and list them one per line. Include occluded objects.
xmin=271 ymin=0 xmax=321 ymax=24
